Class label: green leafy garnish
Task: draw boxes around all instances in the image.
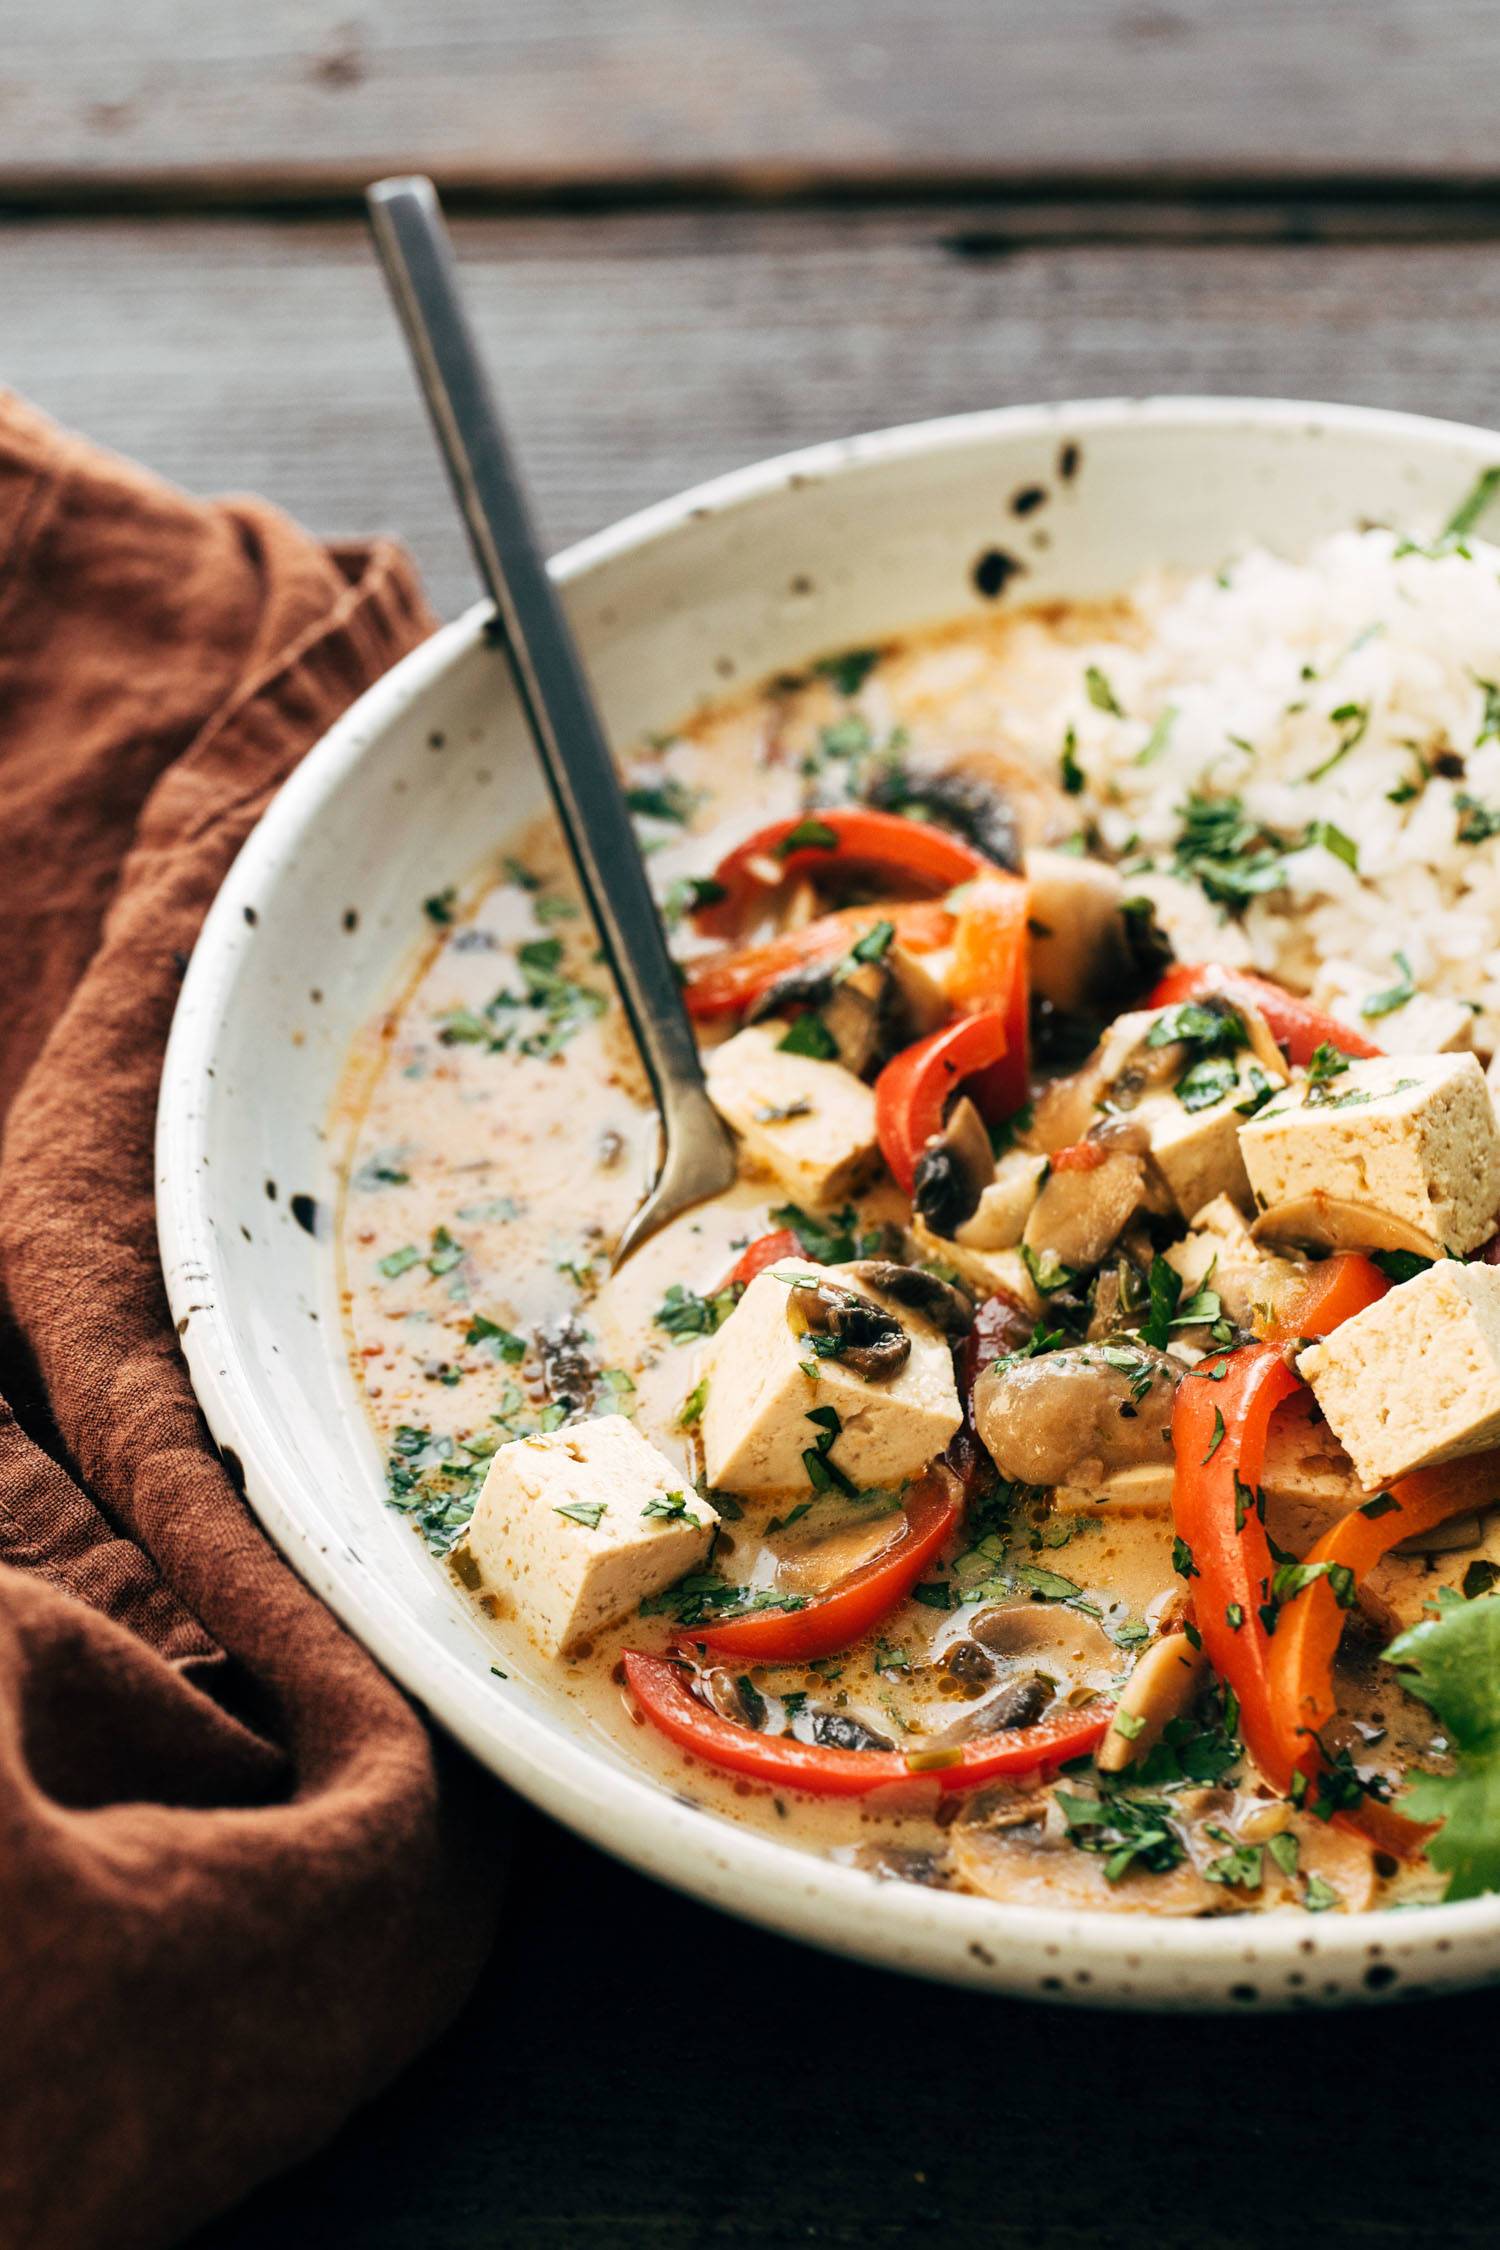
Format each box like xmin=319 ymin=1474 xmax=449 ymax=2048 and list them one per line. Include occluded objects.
xmin=1059 ymin=727 xmax=1084 ymax=795
xmin=653 ymin=1281 xmax=739 ymax=1340
xmin=849 ymin=918 xmax=895 ymax=965
xmin=775 ymin=817 xmax=840 ymax=858
xmin=776 ymin=1013 xmax=839 ymax=1060
xmin=555 ymin=1498 xmax=607 ymax=1530
xmin=1055 ymin=1787 xmax=1185 ymax=1882
xmin=814 ymin=647 xmax=882 ymax=696
xmin=1456 ymin=792 xmax=1500 ymax=845
xmin=378 ymin=1244 xmax=422 ymax=1280
xmin=466 ymin=1313 xmax=526 ymax=1363
xmin=641 ymin=1490 xmax=701 ymax=1527
xmin=1142 ymin=1256 xmax=1183 ymax=1351
xmin=1384 ymin=1592 xmax=1500 ymax=1899
xmin=626 ymin=779 xmax=698 ymax=825
xmin=1084 ymin=665 xmax=1124 ymax=717
xmin=1360 ymin=952 xmax=1416 ymax=1019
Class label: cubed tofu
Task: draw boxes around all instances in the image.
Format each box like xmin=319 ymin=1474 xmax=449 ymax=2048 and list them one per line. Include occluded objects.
xmin=1240 ymin=1052 xmax=1500 ymax=1256
xmin=907 ymin=1218 xmax=1043 ymax=1312
xmin=1132 ymin=1059 xmax=1284 ymax=1218
xmin=956 ymin=1149 xmax=1048 ymax=1251
xmin=706 ymin=1022 xmax=880 ymax=1205
xmin=699 ymin=1257 xmax=962 ymax=1500
xmin=1055 ymin=1400 xmax=1365 ymax=1527
xmin=1164 ymin=1193 xmax=1307 ymax=1330
xmin=464 ymin=1416 xmax=717 ymax=1657
xmin=1024 ymin=847 xmax=1130 ymax=1012
xmin=1298 ymin=1260 xmax=1500 ymax=1487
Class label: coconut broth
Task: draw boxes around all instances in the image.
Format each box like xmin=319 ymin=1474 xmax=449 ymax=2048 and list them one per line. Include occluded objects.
xmin=336 ymin=606 xmax=1449 ymax=1916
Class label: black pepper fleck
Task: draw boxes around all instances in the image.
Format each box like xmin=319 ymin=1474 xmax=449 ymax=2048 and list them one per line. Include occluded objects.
xmin=973 ymin=548 xmax=1024 ymax=600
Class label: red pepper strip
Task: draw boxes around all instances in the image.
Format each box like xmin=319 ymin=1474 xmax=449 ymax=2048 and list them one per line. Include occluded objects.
xmin=944 ymin=875 xmax=1031 ymax=1116
xmin=1147 ymin=962 xmax=1382 ymax=1065
xmin=1266 ymin=1249 xmax=1390 ymax=1342
xmin=873 ymin=1012 xmax=1010 ymax=1193
xmin=1170 ymin=1254 xmax=1392 ymax=1784
xmin=683 ymin=900 xmax=955 ymax=1022
xmin=1263 ymin=1450 xmax=1500 ymax=1859
xmin=1050 ymin=1139 xmax=1110 ymax=1174
xmin=684 ymin=1475 xmax=960 ymax=1664
xmin=694 ymin=807 xmax=990 ymax=939
xmin=1172 ymin=1341 xmax=1301 ymax=1784
xmin=624 ymin=1651 xmax=1112 ymax=1799
xmin=717 ymin=1229 xmax=802 ymax=1294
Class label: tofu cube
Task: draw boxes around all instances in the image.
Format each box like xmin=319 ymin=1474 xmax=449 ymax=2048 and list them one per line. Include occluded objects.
xmin=706 ymin=1022 xmax=879 ymax=1205
xmin=1297 ymin=1260 xmax=1500 ymax=1487
xmin=464 ymin=1416 xmax=716 ymax=1657
xmin=1240 ymin=1052 xmax=1500 ymax=1256
xmin=907 ymin=1218 xmax=1042 ymax=1312
xmin=1164 ymin=1193 xmax=1307 ymax=1330
xmin=1133 ymin=1063 xmax=1282 ymax=1219
xmin=956 ymin=1149 xmax=1048 ymax=1251
xmin=699 ymin=1257 xmax=961 ymax=1501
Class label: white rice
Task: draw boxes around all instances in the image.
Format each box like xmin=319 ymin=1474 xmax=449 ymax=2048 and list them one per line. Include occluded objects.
xmin=1050 ymin=526 xmax=1500 ymax=1054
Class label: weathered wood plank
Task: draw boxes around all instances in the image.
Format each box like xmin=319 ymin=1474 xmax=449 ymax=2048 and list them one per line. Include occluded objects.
xmin=8 ymin=1 xmax=1500 ymax=194
xmin=10 ymin=211 xmax=1500 ymax=619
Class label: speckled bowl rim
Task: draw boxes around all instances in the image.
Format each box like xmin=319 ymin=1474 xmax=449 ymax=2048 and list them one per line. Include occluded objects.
xmin=160 ymin=397 xmax=1500 ymax=2008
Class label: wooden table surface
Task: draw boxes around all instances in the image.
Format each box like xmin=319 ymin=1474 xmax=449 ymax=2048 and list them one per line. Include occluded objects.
xmin=15 ymin=6 xmax=1500 ymax=2240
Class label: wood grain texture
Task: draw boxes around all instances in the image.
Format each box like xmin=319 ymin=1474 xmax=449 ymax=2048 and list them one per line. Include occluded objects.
xmin=7 ymin=0 xmax=1500 ymax=195
xmin=11 ymin=210 xmax=1500 ymax=618
xmin=187 ymin=1809 xmax=1499 ymax=2248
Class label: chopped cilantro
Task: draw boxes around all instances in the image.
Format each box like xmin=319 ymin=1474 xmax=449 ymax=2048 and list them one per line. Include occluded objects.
xmin=626 ymin=779 xmax=698 ymax=825
xmin=378 ymin=1244 xmax=422 ymax=1280
xmin=1360 ymin=952 xmax=1416 ymax=1019
xmin=1059 ymin=727 xmax=1085 ymax=795
xmin=777 ymin=1012 xmax=839 ymax=1060
xmin=1456 ymin=791 xmax=1500 ymax=845
xmin=1142 ymin=1256 xmax=1183 ymax=1351
xmin=555 ymin=1498 xmax=607 ymax=1530
xmin=641 ymin=1490 xmax=701 ymax=1527
xmin=1383 ymin=1591 xmax=1500 ymax=1898
xmin=679 ymin=1378 xmax=708 ymax=1428
xmin=775 ymin=816 xmax=840 ymax=858
xmin=426 ymin=1226 xmax=466 ymax=1277
xmin=465 ymin=1313 xmax=526 ymax=1363
xmin=849 ymin=918 xmax=896 ymax=965
xmin=423 ymin=887 xmax=457 ymax=925
xmin=814 ymin=647 xmax=882 ymax=696
xmin=653 ymin=1281 xmax=739 ymax=1340
xmin=1084 ymin=665 xmax=1124 ymax=717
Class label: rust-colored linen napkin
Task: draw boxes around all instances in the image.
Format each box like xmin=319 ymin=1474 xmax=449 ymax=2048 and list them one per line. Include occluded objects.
xmin=0 ymin=394 xmax=502 ymax=2250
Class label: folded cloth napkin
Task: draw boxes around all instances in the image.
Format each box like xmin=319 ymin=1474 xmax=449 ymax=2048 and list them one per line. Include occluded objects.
xmin=0 ymin=395 xmax=503 ymax=2250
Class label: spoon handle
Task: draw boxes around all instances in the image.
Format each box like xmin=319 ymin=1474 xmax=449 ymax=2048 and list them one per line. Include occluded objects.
xmin=366 ymin=175 xmax=731 ymax=1227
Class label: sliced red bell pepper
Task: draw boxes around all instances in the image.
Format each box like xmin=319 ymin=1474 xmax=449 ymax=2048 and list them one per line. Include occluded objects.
xmin=1170 ymin=1254 xmax=1391 ymax=1787
xmin=694 ymin=807 xmax=990 ymax=939
xmin=944 ymin=875 xmax=1031 ymax=1116
xmin=1267 ymin=1449 xmax=1500 ymax=1789
xmin=683 ymin=1474 xmax=959 ymax=1664
xmin=717 ymin=1229 xmax=802 ymax=1294
xmin=1148 ymin=962 xmax=1382 ymax=1065
xmin=623 ymin=1651 xmax=1112 ymax=1798
xmin=1050 ymin=1139 xmax=1110 ymax=1174
xmin=873 ymin=1012 xmax=1010 ymax=1194
xmin=684 ymin=900 xmax=955 ymax=1021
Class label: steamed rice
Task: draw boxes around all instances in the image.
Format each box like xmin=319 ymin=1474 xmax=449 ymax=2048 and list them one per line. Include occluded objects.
xmin=1031 ymin=526 xmax=1500 ymax=1052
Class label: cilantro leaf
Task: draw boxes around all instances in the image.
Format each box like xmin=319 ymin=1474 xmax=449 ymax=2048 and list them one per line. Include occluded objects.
xmin=1384 ymin=1594 xmax=1500 ymax=1899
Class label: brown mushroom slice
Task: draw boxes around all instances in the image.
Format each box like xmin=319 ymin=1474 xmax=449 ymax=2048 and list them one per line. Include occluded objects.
xmin=969 ymin=1600 xmax=1122 ymax=1678
xmin=839 ymin=1260 xmax=974 ymax=1337
xmin=956 ymin=1148 xmax=1049 ymax=1252
xmin=773 ymin=1508 xmax=909 ymax=1596
xmin=1021 ymin=1146 xmax=1150 ymax=1273
xmin=911 ymin=1094 xmax=996 ymax=1235
xmin=1249 ymin=1193 xmax=1441 ymax=1260
xmin=947 ymin=1786 xmax=1225 ymax=1913
xmin=1052 ymin=1461 xmax=1178 ymax=1515
xmin=971 ymin=1343 xmax=1182 ymax=1488
xmin=786 ymin=1275 xmax=911 ymax=1380
xmin=1095 ymin=1631 xmax=1210 ymax=1774
xmin=820 ymin=959 xmax=888 ymax=1076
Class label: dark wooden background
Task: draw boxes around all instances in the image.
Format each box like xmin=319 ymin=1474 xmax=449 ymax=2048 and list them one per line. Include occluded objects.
xmin=12 ymin=4 xmax=1500 ymax=2240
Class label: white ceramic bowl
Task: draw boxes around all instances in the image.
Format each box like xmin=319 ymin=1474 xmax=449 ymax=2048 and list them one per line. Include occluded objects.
xmin=159 ymin=398 xmax=1500 ymax=2009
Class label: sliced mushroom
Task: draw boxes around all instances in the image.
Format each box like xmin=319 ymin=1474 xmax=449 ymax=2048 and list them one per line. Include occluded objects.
xmin=805 ymin=1710 xmax=895 ymax=1753
xmin=840 ymin=1259 xmax=974 ymax=1337
xmin=1250 ymin=1194 xmax=1442 ymax=1261
xmin=745 ymin=956 xmax=838 ymax=1025
xmin=926 ymin=1670 xmax=1054 ymax=1748
xmin=969 ymin=1601 xmax=1120 ymax=1676
xmin=849 ymin=1842 xmax=953 ymax=1888
xmin=971 ymin=1342 xmax=1182 ymax=1487
xmin=860 ymin=757 xmax=1025 ymax=871
xmin=820 ymin=959 xmax=888 ymax=1075
xmin=1095 ymin=1630 xmax=1210 ymax=1773
xmin=786 ymin=1275 xmax=911 ymax=1380
xmin=911 ymin=1094 xmax=995 ymax=1235
xmin=946 ymin=1784 xmax=1225 ymax=1913
xmin=1021 ymin=1146 xmax=1150 ymax=1273
xmin=956 ymin=1149 xmax=1048 ymax=1251
xmin=700 ymin=1668 xmax=768 ymax=1730
xmin=1024 ymin=847 xmax=1135 ymax=1014
xmin=1052 ymin=1461 xmax=1178 ymax=1514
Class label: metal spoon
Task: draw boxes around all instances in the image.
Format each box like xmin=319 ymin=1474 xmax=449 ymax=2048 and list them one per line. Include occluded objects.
xmin=366 ymin=174 xmax=737 ymax=1266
